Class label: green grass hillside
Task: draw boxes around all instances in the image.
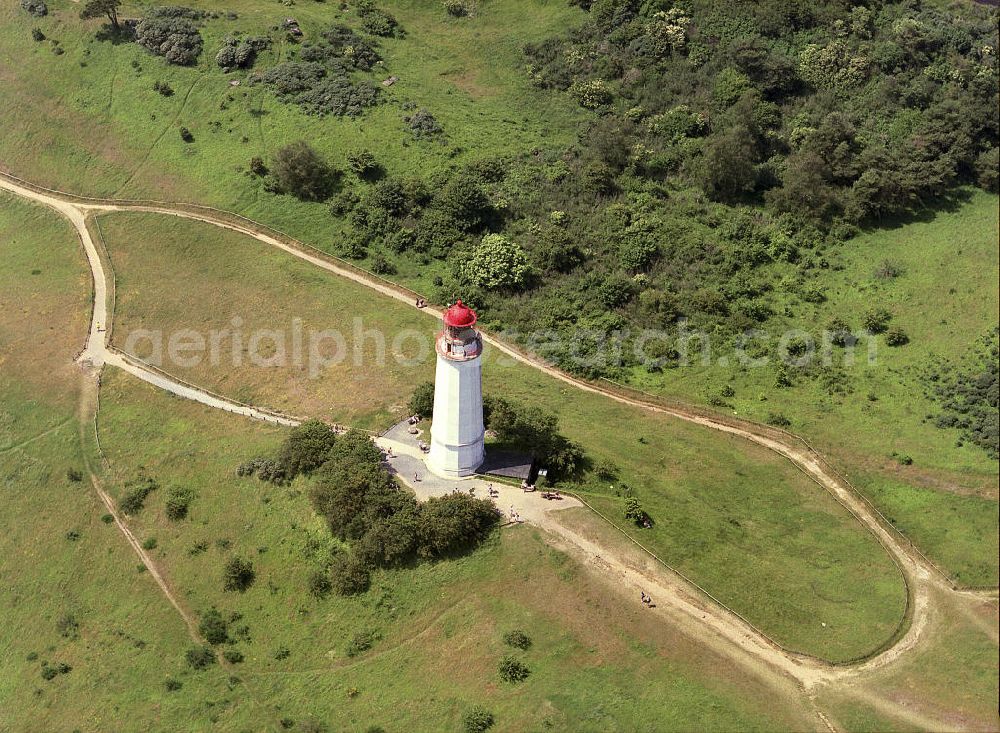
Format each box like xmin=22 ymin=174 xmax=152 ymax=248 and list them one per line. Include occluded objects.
xmin=96 ymin=369 xmax=814 ymax=732
xmin=95 ymin=209 xmax=907 ymax=661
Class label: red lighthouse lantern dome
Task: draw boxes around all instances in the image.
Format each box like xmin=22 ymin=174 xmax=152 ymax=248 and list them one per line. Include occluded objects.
xmin=443 ymin=299 xmax=477 ymax=329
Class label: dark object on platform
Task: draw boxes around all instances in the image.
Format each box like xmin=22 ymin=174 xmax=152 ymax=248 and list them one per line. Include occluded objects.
xmin=478 ymin=451 xmax=535 ymax=481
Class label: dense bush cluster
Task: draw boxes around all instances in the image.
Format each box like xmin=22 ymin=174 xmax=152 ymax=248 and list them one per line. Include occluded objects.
xmin=930 ymin=330 xmax=999 ymax=458
xmin=356 ymin=1 xmax=401 ymax=38
xmin=238 ymin=423 xmax=501 ymax=595
xmin=216 ymin=35 xmax=270 ymax=70
xmin=308 ymin=430 xmax=500 ymax=592
xmin=336 ymin=0 xmax=986 ymax=381
xmin=251 ymin=25 xmax=382 ymax=117
xmin=20 ymin=0 xmax=47 ymax=17
xmin=485 ymin=395 xmax=585 ymax=479
xmin=136 ymin=7 xmax=205 ymax=66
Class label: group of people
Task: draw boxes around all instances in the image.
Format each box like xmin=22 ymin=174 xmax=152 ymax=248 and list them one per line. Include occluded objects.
xmin=414 ymin=298 xmax=428 ymax=308
xmin=520 ymin=480 xmax=538 ymax=492
xmin=508 ymin=506 xmax=524 ymax=523
xmin=640 ymin=591 xmax=656 ymax=608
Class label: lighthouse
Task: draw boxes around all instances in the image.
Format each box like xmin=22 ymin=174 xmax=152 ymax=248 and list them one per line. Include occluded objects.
xmin=428 ymin=300 xmax=485 ymax=478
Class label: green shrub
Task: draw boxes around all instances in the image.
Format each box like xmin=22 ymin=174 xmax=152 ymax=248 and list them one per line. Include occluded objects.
xmin=21 ymin=1 xmax=47 ymax=18
xmin=357 ymin=2 xmax=399 ymax=37
xmin=444 ymin=0 xmax=469 ymax=17
xmin=165 ymin=485 xmax=194 ymax=520
xmin=223 ymin=649 xmax=244 ymax=664
xmin=467 ymin=234 xmax=530 ymax=291
xmin=153 ymin=80 xmax=174 ymax=96
xmin=57 ymin=614 xmax=80 ymax=640
xmin=347 ymin=150 xmax=381 ymax=179
xmin=405 ymin=109 xmax=444 ymax=140
xmin=767 ymin=412 xmax=792 ymax=427
xmin=222 ymin=556 xmax=256 ymax=592
xmin=141 ymin=537 xmax=157 ymax=550
xmin=101 ymin=513 xmax=114 ymax=524
xmin=862 ymin=308 xmax=892 ymax=334
xmin=198 ymin=607 xmax=229 ymax=645
xmin=328 ymin=553 xmax=371 ymax=596
xmin=136 ymin=9 xmax=204 ymax=66
xmin=118 ymin=474 xmax=158 ymax=515
xmin=462 ymin=706 xmax=495 ymax=733
xmin=502 ymin=629 xmax=532 ymax=650
xmin=270 ymin=141 xmax=339 ymax=201
xmin=307 ymin=570 xmax=332 ymax=598
xmin=497 ymin=655 xmax=530 ymax=683
xmin=185 ymin=644 xmax=217 ymax=670
xmin=623 ymin=497 xmax=646 ymax=525
xmin=31 ymin=27 xmax=46 ymax=42
xmin=179 ymin=127 xmax=194 ymax=143
xmin=164 ymin=677 xmax=183 ymax=691
xmin=276 ymin=419 xmax=339 ymax=479
xmin=885 ymin=326 xmax=909 ymax=346
xmin=345 ymin=629 xmax=379 ymax=657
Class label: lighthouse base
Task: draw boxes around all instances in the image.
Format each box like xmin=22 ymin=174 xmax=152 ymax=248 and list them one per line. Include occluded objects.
xmin=427 ymin=437 xmax=485 ymax=478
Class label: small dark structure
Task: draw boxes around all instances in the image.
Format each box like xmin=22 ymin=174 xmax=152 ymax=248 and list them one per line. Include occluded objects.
xmin=478 ymin=450 xmax=535 ymax=482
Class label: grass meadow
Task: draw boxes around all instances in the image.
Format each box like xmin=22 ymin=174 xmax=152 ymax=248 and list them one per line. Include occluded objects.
xmin=816 ymin=587 xmax=1000 ymax=732
xmin=0 ymin=0 xmax=994 ymax=590
xmin=97 ymin=209 xmax=907 ymax=662
xmin=0 ymin=194 xmax=251 ymax=732
xmin=631 ymin=191 xmax=1000 ymax=586
xmin=95 ymin=368 xmax=814 ymax=732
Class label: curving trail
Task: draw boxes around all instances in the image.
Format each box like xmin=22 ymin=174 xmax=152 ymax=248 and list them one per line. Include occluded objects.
xmin=1 ymin=172 xmax=993 ymax=730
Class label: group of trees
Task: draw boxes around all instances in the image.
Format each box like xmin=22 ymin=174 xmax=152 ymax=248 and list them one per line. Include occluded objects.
xmin=526 ymin=0 xmax=997 ymax=221
xmin=238 ymin=421 xmax=502 ymax=595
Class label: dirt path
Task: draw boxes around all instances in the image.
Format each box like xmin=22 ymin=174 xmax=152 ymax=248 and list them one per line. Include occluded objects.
xmin=1 ymin=172 xmax=994 ymax=729
xmin=77 ymin=367 xmax=202 ymax=642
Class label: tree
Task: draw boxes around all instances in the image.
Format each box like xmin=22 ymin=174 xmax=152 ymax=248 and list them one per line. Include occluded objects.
xmin=276 ymin=419 xmax=339 ymax=479
xmin=466 ymin=234 xmax=530 ymax=291
xmin=408 ymin=382 xmax=435 ymax=417
xmin=222 ymin=556 xmax=256 ymax=592
xmin=79 ymin=0 xmax=120 ymax=30
xmin=416 ymin=494 xmax=500 ymax=558
xmin=271 ymin=141 xmax=339 ymax=201
xmin=699 ymin=124 xmax=759 ymax=202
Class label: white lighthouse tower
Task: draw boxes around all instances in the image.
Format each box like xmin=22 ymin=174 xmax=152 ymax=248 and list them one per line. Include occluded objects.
xmin=428 ymin=300 xmax=485 ymax=478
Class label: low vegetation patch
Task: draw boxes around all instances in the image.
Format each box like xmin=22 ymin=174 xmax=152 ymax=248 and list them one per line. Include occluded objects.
xmin=118 ymin=473 xmax=158 ymax=515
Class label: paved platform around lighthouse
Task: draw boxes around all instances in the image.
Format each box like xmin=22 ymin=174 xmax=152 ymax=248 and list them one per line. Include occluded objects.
xmin=376 ymin=418 xmax=578 ymax=526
